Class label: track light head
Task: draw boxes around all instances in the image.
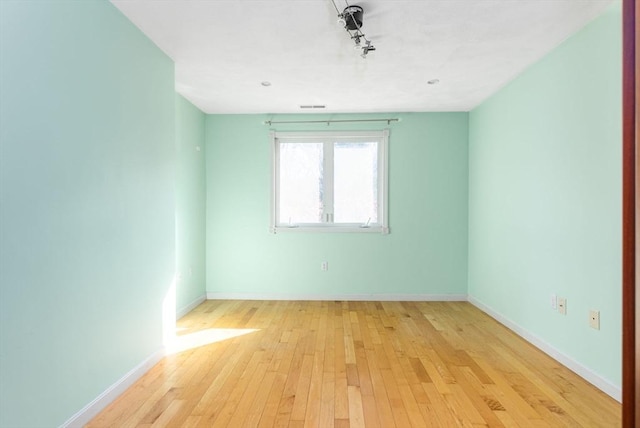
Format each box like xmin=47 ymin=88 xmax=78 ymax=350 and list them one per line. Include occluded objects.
xmin=333 ymin=2 xmax=375 ymax=59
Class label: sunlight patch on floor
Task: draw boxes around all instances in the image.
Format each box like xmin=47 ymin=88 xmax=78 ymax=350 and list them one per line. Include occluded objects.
xmin=165 ymin=328 xmax=260 ymax=354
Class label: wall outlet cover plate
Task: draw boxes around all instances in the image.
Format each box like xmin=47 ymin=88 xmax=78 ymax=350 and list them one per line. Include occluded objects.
xmin=558 ymin=297 xmax=567 ymax=315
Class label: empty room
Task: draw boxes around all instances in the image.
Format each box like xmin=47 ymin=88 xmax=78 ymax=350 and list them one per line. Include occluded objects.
xmin=0 ymin=0 xmax=634 ymax=427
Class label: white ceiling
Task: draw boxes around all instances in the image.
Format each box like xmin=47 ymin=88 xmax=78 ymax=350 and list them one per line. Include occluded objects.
xmin=111 ymin=0 xmax=614 ymax=114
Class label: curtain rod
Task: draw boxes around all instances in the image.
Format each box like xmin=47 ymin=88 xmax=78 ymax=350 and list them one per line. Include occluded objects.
xmin=264 ymin=118 xmax=400 ymax=126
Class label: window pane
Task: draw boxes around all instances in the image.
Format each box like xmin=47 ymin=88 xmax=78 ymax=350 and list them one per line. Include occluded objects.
xmin=279 ymin=142 xmax=323 ymax=224
xmin=333 ymin=142 xmax=378 ymax=223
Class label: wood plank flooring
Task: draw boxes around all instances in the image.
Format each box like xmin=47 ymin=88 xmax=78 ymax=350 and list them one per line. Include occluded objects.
xmin=88 ymin=300 xmax=620 ymax=427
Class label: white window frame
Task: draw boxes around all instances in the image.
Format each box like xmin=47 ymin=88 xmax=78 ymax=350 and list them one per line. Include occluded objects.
xmin=270 ymin=130 xmax=389 ymax=234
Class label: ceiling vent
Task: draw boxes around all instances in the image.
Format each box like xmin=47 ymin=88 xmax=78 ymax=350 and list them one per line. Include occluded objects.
xmin=299 ymin=105 xmax=326 ymax=109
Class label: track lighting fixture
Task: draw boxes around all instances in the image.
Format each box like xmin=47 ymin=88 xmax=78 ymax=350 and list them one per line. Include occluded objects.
xmin=332 ymin=1 xmax=376 ymax=58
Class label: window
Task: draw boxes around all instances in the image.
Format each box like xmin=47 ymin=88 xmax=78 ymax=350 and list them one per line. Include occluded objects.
xmin=270 ymin=130 xmax=389 ymax=233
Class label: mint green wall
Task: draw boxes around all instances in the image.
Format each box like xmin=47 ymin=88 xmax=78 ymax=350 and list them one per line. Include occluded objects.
xmin=206 ymin=113 xmax=468 ymax=297
xmin=175 ymin=95 xmax=206 ymax=312
xmin=468 ymin=2 xmax=622 ymax=388
xmin=0 ymin=2 xmax=175 ymax=426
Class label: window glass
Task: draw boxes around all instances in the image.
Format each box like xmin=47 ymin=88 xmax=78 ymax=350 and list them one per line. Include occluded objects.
xmin=278 ymin=142 xmax=323 ymax=224
xmin=333 ymin=142 xmax=378 ymax=224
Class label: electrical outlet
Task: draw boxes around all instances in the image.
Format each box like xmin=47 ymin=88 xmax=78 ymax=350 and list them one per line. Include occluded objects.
xmin=321 ymin=261 xmax=328 ymax=271
xmin=589 ymin=310 xmax=600 ymax=330
xmin=550 ymin=294 xmax=557 ymax=310
xmin=558 ymin=297 xmax=567 ymax=315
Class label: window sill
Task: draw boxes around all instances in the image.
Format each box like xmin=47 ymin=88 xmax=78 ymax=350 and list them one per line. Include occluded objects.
xmin=271 ymin=226 xmax=389 ymax=234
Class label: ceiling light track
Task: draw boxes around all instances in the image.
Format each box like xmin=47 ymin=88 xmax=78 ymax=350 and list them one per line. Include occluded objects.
xmin=331 ymin=0 xmax=376 ymax=58
xmin=264 ymin=118 xmax=399 ymax=126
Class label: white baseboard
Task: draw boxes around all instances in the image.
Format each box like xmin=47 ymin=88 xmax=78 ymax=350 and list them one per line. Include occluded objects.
xmin=177 ymin=294 xmax=206 ymax=319
xmin=206 ymin=292 xmax=468 ymax=302
xmin=60 ymin=348 xmax=165 ymax=428
xmin=468 ymin=296 xmax=621 ymax=402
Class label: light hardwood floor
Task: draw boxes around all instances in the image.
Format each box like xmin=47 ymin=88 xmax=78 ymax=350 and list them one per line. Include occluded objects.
xmin=88 ymin=300 xmax=620 ymax=427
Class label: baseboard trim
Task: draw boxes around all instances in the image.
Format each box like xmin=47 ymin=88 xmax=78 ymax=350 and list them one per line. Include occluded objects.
xmin=468 ymin=296 xmax=621 ymax=402
xmin=177 ymin=294 xmax=207 ymax=319
xmin=206 ymin=292 xmax=468 ymax=301
xmin=60 ymin=348 xmax=165 ymax=428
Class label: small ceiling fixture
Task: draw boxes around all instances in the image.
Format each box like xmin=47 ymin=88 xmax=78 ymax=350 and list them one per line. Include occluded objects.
xmin=427 ymin=79 xmax=440 ymax=85
xmin=261 ymin=81 xmax=272 ymax=87
xmin=333 ymin=1 xmax=376 ymax=58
